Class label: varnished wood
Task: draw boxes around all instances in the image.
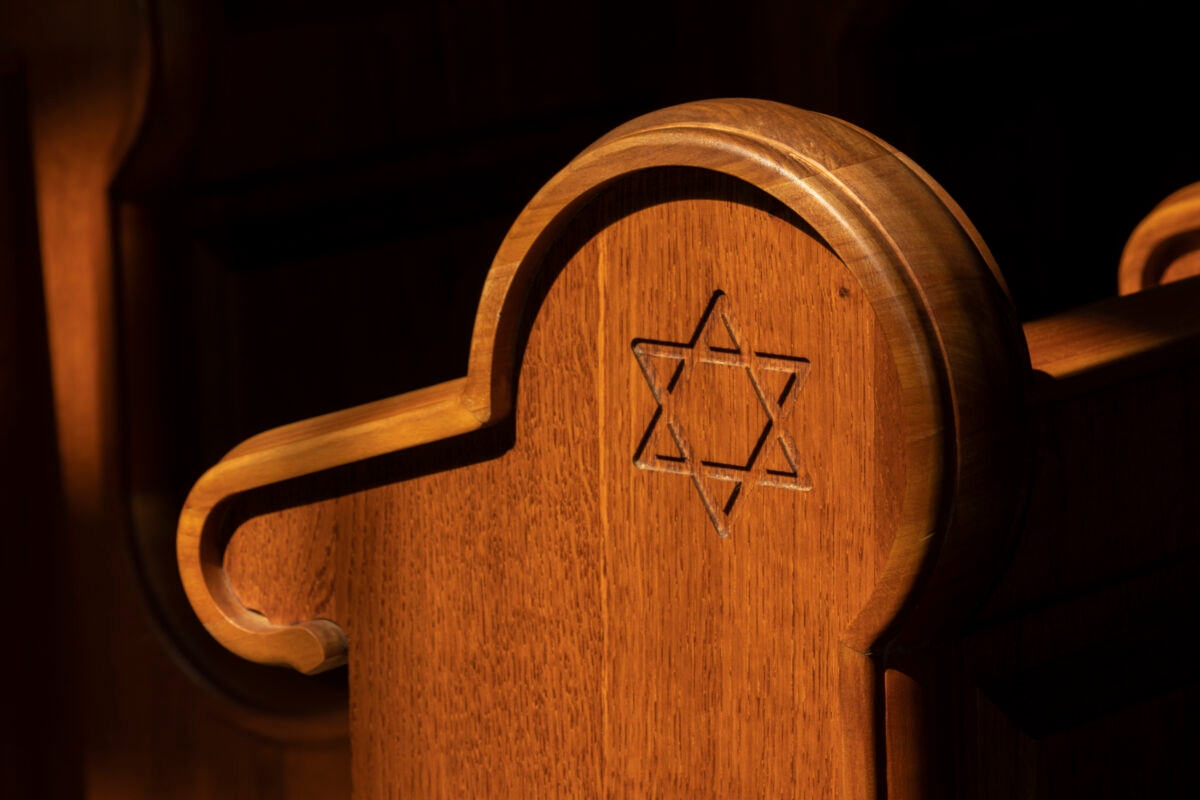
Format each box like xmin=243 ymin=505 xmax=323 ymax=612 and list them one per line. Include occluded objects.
xmin=178 ymin=98 xmax=1200 ymax=798
xmin=180 ymin=377 xmax=481 ymax=673
xmin=1119 ymin=182 xmax=1200 ymax=294
xmin=1025 ymin=275 xmax=1200 ymax=403
xmin=185 ymin=100 xmax=1030 ymax=797
xmin=236 ymin=179 xmax=906 ymax=794
xmin=183 ymin=100 xmax=1200 ymax=796
xmin=13 ymin=5 xmax=1200 ymax=794
xmin=189 ymin=99 xmax=1029 ymax=668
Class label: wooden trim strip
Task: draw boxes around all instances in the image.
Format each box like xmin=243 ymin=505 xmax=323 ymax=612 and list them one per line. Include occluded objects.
xmin=176 ymin=377 xmax=480 ymax=674
xmin=1026 ymin=276 xmax=1200 ymax=405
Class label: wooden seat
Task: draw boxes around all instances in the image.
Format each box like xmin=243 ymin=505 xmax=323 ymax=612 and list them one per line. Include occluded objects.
xmin=178 ymin=100 xmax=1200 ymax=798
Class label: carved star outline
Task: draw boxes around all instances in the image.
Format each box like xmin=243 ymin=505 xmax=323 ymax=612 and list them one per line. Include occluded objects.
xmin=632 ymin=291 xmax=813 ymax=537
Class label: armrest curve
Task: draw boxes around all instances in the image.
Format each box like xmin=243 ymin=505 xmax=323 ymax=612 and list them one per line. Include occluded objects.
xmin=178 ymin=100 xmax=1030 ymax=684
xmin=176 ymin=377 xmax=481 ymax=674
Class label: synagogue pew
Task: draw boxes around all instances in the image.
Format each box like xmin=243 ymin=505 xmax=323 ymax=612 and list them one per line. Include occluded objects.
xmin=176 ymin=100 xmax=1200 ymax=798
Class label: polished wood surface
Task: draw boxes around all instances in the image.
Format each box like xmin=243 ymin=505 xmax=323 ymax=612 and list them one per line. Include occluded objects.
xmin=181 ymin=377 xmax=480 ymax=673
xmin=14 ymin=2 xmax=1200 ymax=796
xmin=235 ymin=176 xmax=903 ymax=795
xmin=191 ymin=101 xmax=1200 ymax=796
xmin=1119 ymin=182 xmax=1200 ymax=294
xmin=1024 ymin=275 xmax=1200 ymax=403
xmin=193 ymin=100 xmax=1031 ymax=797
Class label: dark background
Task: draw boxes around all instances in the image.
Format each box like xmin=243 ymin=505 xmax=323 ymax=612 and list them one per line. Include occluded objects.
xmin=118 ymin=1 xmax=1200 ymax=470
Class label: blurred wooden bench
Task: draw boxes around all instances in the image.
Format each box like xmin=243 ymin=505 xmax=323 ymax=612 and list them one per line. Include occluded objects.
xmin=178 ymin=100 xmax=1200 ymax=798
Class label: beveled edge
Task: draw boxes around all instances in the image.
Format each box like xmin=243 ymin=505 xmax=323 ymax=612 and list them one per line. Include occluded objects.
xmin=177 ymin=377 xmax=481 ymax=674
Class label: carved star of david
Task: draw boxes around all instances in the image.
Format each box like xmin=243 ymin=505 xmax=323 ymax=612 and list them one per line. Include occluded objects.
xmin=632 ymin=290 xmax=812 ymax=537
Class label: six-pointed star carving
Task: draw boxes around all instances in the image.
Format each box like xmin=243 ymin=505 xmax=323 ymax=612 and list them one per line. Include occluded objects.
xmin=632 ymin=291 xmax=812 ymax=537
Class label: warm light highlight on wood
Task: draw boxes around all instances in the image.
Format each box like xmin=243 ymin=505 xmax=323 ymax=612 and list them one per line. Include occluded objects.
xmin=181 ymin=100 xmax=1030 ymax=795
xmin=1119 ymin=182 xmax=1200 ymax=294
xmin=179 ymin=377 xmax=481 ymax=673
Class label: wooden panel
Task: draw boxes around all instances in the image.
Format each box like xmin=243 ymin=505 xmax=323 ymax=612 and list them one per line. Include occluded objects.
xmin=197 ymin=100 xmax=1027 ymax=798
xmin=225 ymin=171 xmax=905 ymax=796
xmin=982 ymin=360 xmax=1200 ymax=618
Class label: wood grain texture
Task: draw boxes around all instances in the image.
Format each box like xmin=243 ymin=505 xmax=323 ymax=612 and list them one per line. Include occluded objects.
xmin=382 ymin=177 xmax=896 ymax=796
xmin=1119 ymin=182 xmax=1200 ymax=294
xmin=3 ymin=1 xmax=352 ymax=797
xmin=180 ymin=377 xmax=481 ymax=673
xmin=465 ymin=100 xmax=1031 ymax=660
xmin=228 ymin=178 xmax=910 ymax=795
xmin=193 ymin=101 xmax=1028 ymax=689
xmin=1025 ymin=275 xmax=1200 ymax=403
xmin=195 ymin=103 xmax=1200 ymax=800
xmin=199 ymin=101 xmax=1031 ymax=797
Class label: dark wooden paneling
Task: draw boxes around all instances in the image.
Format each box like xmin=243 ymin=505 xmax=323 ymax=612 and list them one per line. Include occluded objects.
xmin=0 ymin=61 xmax=82 ymax=800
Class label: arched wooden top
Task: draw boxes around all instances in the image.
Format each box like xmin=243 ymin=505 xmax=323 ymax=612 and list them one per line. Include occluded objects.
xmin=1119 ymin=181 xmax=1200 ymax=295
xmin=178 ymin=99 xmax=1029 ymax=675
xmin=465 ymin=100 xmax=1017 ymax=423
xmin=464 ymin=99 xmax=1029 ymax=651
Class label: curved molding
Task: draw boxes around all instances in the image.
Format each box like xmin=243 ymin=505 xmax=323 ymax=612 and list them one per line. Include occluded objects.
xmin=177 ymin=378 xmax=481 ymax=673
xmin=179 ymin=99 xmax=1028 ymax=676
xmin=465 ymin=99 xmax=1029 ymax=653
xmin=1119 ymin=182 xmax=1200 ymax=295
